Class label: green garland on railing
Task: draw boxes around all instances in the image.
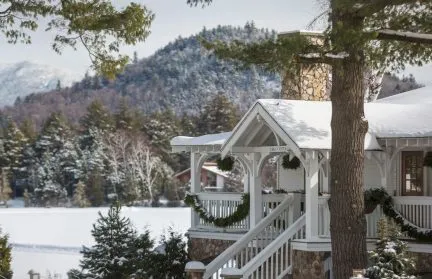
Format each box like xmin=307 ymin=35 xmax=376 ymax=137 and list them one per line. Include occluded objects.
xmin=184 ymin=193 xmax=250 ymax=228
xmin=365 ymin=188 xmax=432 ymax=242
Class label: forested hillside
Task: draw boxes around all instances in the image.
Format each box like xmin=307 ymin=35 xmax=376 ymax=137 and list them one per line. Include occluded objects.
xmin=2 ymin=23 xmax=280 ymax=128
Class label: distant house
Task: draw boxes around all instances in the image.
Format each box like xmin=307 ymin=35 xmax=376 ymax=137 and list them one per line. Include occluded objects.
xmin=173 ymin=162 xmax=231 ymax=191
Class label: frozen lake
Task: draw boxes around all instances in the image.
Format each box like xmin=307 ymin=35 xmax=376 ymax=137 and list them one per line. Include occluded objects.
xmin=0 ymin=207 xmax=191 ymax=279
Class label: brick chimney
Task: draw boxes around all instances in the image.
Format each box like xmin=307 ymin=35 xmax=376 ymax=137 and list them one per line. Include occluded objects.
xmin=278 ymin=30 xmax=330 ymax=101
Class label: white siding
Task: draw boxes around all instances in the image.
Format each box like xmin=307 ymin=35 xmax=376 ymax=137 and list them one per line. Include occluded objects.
xmin=363 ymin=157 xmax=381 ymax=189
xmin=278 ymin=156 xmax=304 ymax=192
xmin=216 ymin=175 xmax=224 ymax=189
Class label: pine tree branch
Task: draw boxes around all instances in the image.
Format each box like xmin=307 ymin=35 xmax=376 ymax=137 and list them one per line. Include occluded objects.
xmin=374 ymin=30 xmax=432 ymax=44
xmin=298 ymin=52 xmax=349 ymax=64
xmin=353 ymin=0 xmax=426 ymax=17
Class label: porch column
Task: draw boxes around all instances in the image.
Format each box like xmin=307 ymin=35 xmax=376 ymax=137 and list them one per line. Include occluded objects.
xmin=190 ymin=152 xmax=201 ymax=228
xmin=250 ymin=153 xmax=262 ymax=227
xmin=243 ymin=173 xmax=249 ymax=193
xmin=305 ymin=153 xmax=319 ymax=239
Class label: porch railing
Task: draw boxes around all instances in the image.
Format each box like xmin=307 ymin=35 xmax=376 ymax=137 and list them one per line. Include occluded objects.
xmin=203 ymin=194 xmax=297 ymax=279
xmin=240 ymin=215 xmax=306 ymax=279
xmin=393 ymin=196 xmax=432 ymax=229
xmin=195 ymin=192 xmax=249 ymax=232
xmin=262 ymin=194 xmax=289 ymax=218
xmin=318 ymin=196 xmax=384 ymax=238
xmin=193 ymin=192 xmax=294 ymax=232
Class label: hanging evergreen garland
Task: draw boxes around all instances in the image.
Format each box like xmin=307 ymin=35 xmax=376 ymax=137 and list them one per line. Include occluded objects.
xmin=364 ymin=188 xmax=432 ymax=242
xmin=216 ymin=156 xmax=235 ymax=171
xmin=281 ymin=155 xmax=301 ymax=170
xmin=184 ymin=193 xmax=249 ymax=228
xmin=423 ymin=152 xmax=432 ymax=168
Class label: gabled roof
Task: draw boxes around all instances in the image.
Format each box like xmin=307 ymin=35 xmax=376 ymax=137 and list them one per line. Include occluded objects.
xmin=171 ymin=86 xmax=432 ymax=153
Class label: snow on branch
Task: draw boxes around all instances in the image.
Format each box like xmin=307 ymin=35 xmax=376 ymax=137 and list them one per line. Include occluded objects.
xmin=375 ymin=29 xmax=432 ymax=44
xmin=298 ymin=52 xmax=349 ymax=64
xmin=353 ymin=0 xmax=423 ymax=17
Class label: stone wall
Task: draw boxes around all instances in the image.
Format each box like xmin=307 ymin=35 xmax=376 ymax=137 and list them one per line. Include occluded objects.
xmin=409 ymin=251 xmax=432 ymax=274
xmin=188 ymin=237 xmax=235 ymax=264
xmin=279 ymin=31 xmax=330 ymax=101
xmin=281 ymin=63 xmax=330 ymax=101
xmin=292 ymin=250 xmax=331 ymax=279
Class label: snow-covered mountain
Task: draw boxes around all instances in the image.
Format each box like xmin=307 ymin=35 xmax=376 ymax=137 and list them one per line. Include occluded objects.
xmin=0 ymin=61 xmax=80 ymax=106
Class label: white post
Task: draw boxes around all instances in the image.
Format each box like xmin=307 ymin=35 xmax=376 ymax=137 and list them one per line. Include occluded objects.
xmin=288 ymin=193 xmax=302 ymax=225
xmin=305 ymin=152 xmax=319 ymax=239
xmin=243 ymin=173 xmax=249 ymax=193
xmin=190 ymin=152 xmax=201 ymax=228
xmin=250 ymin=153 xmax=262 ymax=227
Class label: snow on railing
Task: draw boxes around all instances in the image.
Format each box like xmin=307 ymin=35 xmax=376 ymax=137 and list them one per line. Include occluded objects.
xmin=240 ymin=215 xmax=306 ymax=279
xmin=203 ymin=194 xmax=296 ymax=279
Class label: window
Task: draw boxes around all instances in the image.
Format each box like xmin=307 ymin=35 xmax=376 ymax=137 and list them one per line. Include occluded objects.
xmin=401 ymin=151 xmax=424 ymax=196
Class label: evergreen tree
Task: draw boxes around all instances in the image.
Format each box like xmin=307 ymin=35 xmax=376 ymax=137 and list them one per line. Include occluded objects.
xmin=114 ymin=99 xmax=136 ymax=131
xmin=142 ymin=109 xmax=179 ymax=152
xmin=0 ymin=171 xmax=12 ymax=205
xmin=34 ymin=152 xmax=68 ymax=206
xmin=86 ymin=170 xmax=105 ymax=207
xmin=73 ymin=181 xmax=90 ymax=208
xmin=366 ymin=219 xmax=416 ymax=279
xmin=149 ymin=229 xmax=188 ymax=279
xmin=31 ymin=112 xmax=77 ymax=203
xmin=80 ymin=101 xmax=114 ymax=150
xmin=35 ymin=112 xmax=71 ymax=158
xmin=19 ymin=118 xmax=37 ymax=142
xmin=197 ymin=92 xmax=240 ymax=134
xmin=56 ymin=79 xmax=62 ymax=90
xmin=0 ymin=228 xmax=12 ymax=279
xmin=133 ymin=51 xmax=139 ymax=64
xmin=1 ymin=120 xmax=27 ymax=170
xmin=71 ymin=203 xmax=153 ymax=279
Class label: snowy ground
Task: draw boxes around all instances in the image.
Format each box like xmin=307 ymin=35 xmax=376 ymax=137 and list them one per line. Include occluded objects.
xmin=0 ymin=206 xmax=191 ymax=279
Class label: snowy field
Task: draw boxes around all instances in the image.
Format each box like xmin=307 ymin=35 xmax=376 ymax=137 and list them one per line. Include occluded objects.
xmin=0 ymin=206 xmax=191 ymax=279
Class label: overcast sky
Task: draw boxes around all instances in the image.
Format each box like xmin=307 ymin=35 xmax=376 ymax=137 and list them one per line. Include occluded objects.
xmin=2 ymin=0 xmax=431 ymax=85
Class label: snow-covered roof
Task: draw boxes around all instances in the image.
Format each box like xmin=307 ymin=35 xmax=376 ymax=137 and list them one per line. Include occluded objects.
xmin=170 ymin=132 xmax=231 ymax=147
xmin=257 ymin=100 xmax=381 ymax=150
xmin=173 ymin=163 xmax=231 ymax=178
xmin=172 ymin=87 xmax=432 ymax=152
xmin=202 ymin=164 xmax=231 ymax=178
xmin=375 ymin=86 xmax=432 ymax=104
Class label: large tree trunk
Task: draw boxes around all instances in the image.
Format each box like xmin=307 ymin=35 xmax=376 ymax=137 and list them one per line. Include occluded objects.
xmin=330 ymin=57 xmax=369 ymax=278
xmin=329 ymin=2 xmax=369 ymax=277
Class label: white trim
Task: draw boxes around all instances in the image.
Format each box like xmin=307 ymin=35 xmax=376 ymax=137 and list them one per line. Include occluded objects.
xmin=221 ymin=103 xmax=302 ymax=158
xmin=187 ymin=230 xmax=245 ymax=241
xmin=291 ymin=238 xmax=432 ymax=253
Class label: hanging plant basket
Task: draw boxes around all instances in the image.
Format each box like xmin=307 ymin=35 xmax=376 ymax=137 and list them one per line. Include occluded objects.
xmin=424 ymin=152 xmax=432 ymax=168
xmin=282 ymin=155 xmax=301 ymax=170
xmin=217 ymin=156 xmax=235 ymax=171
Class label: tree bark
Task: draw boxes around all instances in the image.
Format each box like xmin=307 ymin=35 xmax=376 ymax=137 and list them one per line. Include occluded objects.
xmin=329 ymin=3 xmax=369 ymax=278
xmin=330 ymin=56 xmax=369 ymax=278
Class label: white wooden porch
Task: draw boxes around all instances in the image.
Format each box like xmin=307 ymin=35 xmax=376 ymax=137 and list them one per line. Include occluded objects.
xmin=189 ymin=191 xmax=432 ymax=239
